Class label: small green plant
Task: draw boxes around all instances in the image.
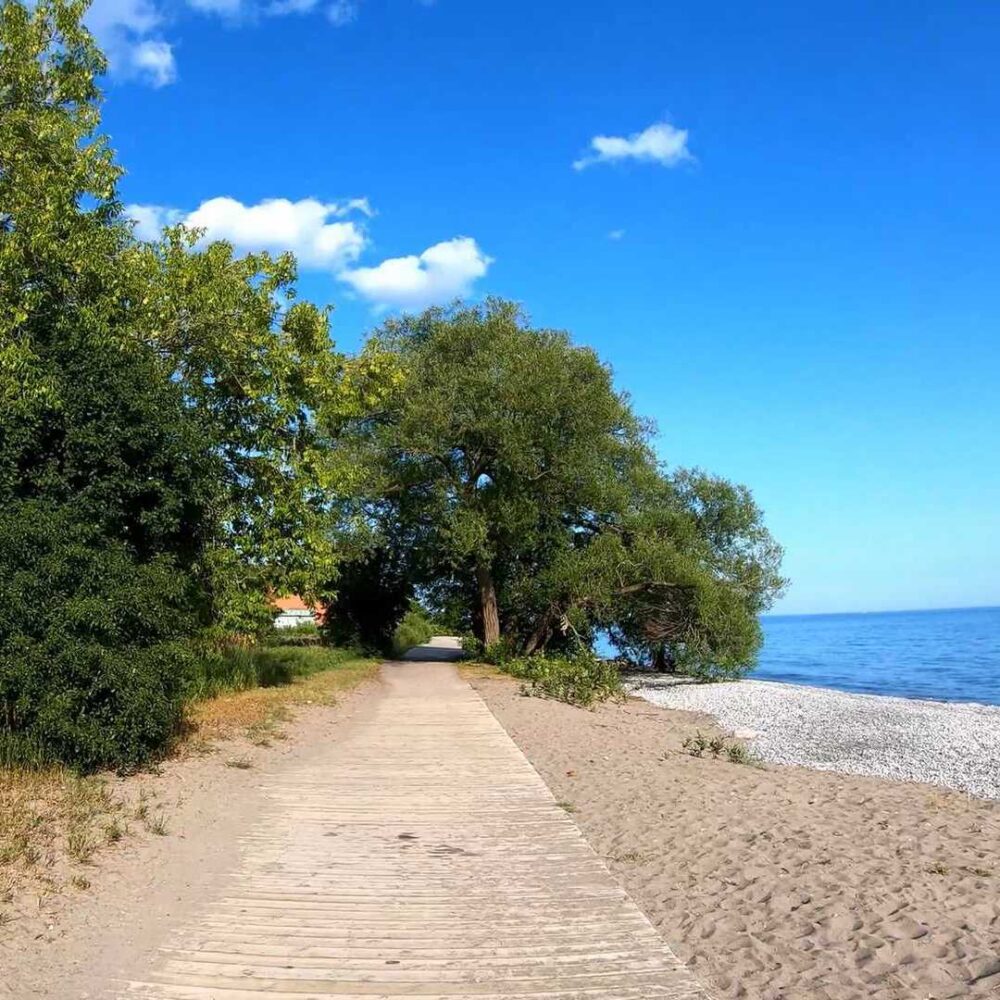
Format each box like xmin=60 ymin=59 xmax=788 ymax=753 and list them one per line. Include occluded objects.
xmin=503 ymin=648 xmax=622 ymax=708
xmin=225 ymin=756 xmax=253 ymax=769
xmin=103 ymin=818 xmax=126 ymax=844
xmin=66 ymin=828 xmax=95 ymax=864
xmin=145 ymin=812 xmax=168 ymax=836
xmin=556 ymin=801 xmax=577 ymax=813
xmin=70 ymin=875 xmax=91 ymax=891
xmin=683 ymin=732 xmax=760 ymax=767
xmin=682 ymin=733 xmax=710 ymax=757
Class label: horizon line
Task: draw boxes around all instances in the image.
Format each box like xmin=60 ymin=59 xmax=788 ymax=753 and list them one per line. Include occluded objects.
xmin=764 ymin=604 xmax=1000 ymax=620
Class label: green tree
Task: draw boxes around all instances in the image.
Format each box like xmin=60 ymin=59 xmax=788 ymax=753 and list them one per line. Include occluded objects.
xmin=345 ymin=300 xmax=786 ymax=678
xmin=0 ymin=0 xmax=219 ymax=768
xmin=128 ymin=229 xmax=370 ymax=634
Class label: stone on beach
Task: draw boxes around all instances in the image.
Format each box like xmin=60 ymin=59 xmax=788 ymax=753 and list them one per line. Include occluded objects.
xmin=630 ymin=677 xmax=1000 ymax=800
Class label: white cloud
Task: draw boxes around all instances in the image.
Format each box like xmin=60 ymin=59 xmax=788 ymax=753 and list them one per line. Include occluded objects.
xmin=85 ymin=0 xmax=176 ymax=86
xmin=127 ymin=203 xmax=184 ymax=239
xmin=130 ymin=40 xmax=177 ymax=86
xmin=339 ymin=237 xmax=493 ymax=310
xmin=126 ymin=197 xmax=370 ymax=268
xmin=608 ymin=228 xmax=626 ymax=241
xmin=573 ymin=121 xmax=692 ymax=171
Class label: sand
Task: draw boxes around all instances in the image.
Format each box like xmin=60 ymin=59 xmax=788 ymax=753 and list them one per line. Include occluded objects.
xmin=469 ymin=672 xmax=1000 ymax=1000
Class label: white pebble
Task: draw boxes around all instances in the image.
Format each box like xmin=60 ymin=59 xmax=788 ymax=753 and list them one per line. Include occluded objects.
xmin=630 ymin=677 xmax=1000 ymax=800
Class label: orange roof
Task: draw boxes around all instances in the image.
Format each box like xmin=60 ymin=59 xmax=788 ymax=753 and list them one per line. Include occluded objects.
xmin=272 ymin=595 xmax=315 ymax=613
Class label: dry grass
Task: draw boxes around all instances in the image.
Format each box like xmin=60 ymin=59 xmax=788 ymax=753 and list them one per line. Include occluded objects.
xmin=457 ymin=662 xmax=500 ymax=682
xmin=184 ymin=652 xmax=378 ymax=745
xmin=0 ymin=650 xmax=378 ymax=914
xmin=0 ymin=768 xmax=127 ymax=911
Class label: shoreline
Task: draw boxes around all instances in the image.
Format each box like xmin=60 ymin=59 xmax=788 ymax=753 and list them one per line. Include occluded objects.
xmin=469 ymin=670 xmax=1000 ymax=999
xmin=630 ymin=674 xmax=1000 ymax=801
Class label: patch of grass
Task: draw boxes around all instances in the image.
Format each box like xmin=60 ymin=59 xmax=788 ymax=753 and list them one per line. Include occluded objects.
xmin=556 ymin=800 xmax=577 ymax=813
xmin=103 ymin=818 xmax=126 ymax=844
xmin=224 ymin=756 xmax=253 ymax=770
xmin=682 ymin=731 xmax=762 ymax=767
xmin=66 ymin=828 xmax=95 ymax=864
xmin=70 ymin=875 xmax=90 ymax=891
xmin=458 ymin=662 xmax=503 ymax=682
xmin=0 ymin=768 xmax=126 ymax=901
xmin=185 ymin=647 xmax=378 ymax=744
xmin=927 ymin=862 xmax=950 ymax=876
xmin=145 ymin=813 xmax=168 ymax=836
xmin=609 ymin=850 xmax=647 ymax=864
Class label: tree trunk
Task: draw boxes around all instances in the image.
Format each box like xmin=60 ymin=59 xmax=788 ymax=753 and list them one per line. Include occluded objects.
xmin=522 ymin=616 xmax=552 ymax=656
xmin=476 ymin=563 xmax=500 ymax=647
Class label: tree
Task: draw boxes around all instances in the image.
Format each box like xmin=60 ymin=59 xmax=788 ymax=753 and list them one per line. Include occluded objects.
xmin=349 ymin=299 xmax=652 ymax=646
xmin=344 ymin=300 xmax=786 ymax=677
xmin=0 ymin=0 xmax=219 ymax=768
xmin=127 ymin=229 xmax=370 ymax=634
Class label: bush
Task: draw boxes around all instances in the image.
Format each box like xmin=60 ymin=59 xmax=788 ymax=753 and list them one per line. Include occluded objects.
xmin=0 ymin=513 xmax=203 ymax=772
xmin=264 ymin=622 xmax=321 ymax=647
xmin=391 ymin=604 xmax=436 ymax=657
xmin=503 ymin=648 xmax=623 ymax=708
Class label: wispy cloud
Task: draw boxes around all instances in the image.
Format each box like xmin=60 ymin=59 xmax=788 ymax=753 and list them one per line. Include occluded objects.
xmin=326 ymin=0 xmax=359 ymax=25
xmin=85 ymin=0 xmax=176 ymax=86
xmin=608 ymin=229 xmax=626 ymax=241
xmin=339 ymin=237 xmax=493 ymax=311
xmin=573 ymin=121 xmax=692 ymax=171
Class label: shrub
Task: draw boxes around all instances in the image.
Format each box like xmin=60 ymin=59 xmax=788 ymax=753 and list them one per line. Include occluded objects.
xmin=0 ymin=513 xmax=203 ymax=772
xmin=503 ymin=648 xmax=622 ymax=708
xmin=391 ymin=604 xmax=436 ymax=657
xmin=265 ymin=622 xmax=321 ymax=647
xmin=460 ymin=634 xmax=484 ymax=658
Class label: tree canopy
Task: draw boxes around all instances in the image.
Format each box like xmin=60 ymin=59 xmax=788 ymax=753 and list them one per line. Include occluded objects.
xmin=337 ymin=301 xmax=786 ymax=678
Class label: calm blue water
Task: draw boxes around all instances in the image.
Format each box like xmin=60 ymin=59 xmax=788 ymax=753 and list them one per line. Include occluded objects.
xmin=758 ymin=607 xmax=1000 ymax=705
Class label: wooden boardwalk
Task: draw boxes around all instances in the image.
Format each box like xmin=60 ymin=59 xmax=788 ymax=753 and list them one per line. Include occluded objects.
xmin=126 ymin=646 xmax=708 ymax=999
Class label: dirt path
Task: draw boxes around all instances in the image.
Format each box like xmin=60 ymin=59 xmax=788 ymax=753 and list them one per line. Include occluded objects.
xmin=8 ymin=654 xmax=707 ymax=999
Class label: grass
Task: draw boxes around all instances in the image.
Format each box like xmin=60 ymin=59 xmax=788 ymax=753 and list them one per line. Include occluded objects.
xmin=0 ymin=644 xmax=378 ymax=910
xmin=185 ymin=645 xmax=379 ymax=744
xmin=0 ymin=768 xmax=127 ymax=901
xmin=682 ymin=731 xmax=763 ymax=768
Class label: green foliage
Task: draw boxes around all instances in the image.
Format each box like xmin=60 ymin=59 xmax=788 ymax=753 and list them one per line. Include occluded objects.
xmin=0 ymin=0 xmax=217 ymax=772
xmin=345 ymin=300 xmax=786 ymax=678
xmin=391 ymin=603 xmax=436 ymax=657
xmin=503 ymin=649 xmax=623 ymax=708
xmin=183 ymin=644 xmax=362 ymax=702
xmin=322 ymin=547 xmax=413 ymax=654
xmin=682 ymin=732 xmax=761 ymax=766
xmin=264 ymin=622 xmax=321 ymax=647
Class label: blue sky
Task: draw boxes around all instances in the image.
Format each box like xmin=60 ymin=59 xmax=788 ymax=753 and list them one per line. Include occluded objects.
xmin=90 ymin=0 xmax=1000 ymax=614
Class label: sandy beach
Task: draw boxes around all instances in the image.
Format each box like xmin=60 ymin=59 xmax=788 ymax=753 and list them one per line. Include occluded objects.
xmin=469 ymin=670 xmax=1000 ymax=1000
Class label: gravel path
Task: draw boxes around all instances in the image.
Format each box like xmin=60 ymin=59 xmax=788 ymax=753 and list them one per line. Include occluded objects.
xmin=631 ymin=677 xmax=1000 ymax=800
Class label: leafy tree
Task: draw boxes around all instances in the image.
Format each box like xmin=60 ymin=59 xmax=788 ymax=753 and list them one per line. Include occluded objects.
xmin=0 ymin=0 xmax=218 ymax=768
xmin=129 ymin=229 xmax=357 ymax=634
xmin=345 ymin=300 xmax=786 ymax=678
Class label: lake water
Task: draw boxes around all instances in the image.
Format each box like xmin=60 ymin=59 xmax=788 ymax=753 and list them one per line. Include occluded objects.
xmin=759 ymin=606 xmax=1000 ymax=706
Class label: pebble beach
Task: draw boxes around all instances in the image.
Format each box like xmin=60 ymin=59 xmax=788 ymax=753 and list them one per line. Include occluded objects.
xmin=630 ymin=675 xmax=1000 ymax=800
